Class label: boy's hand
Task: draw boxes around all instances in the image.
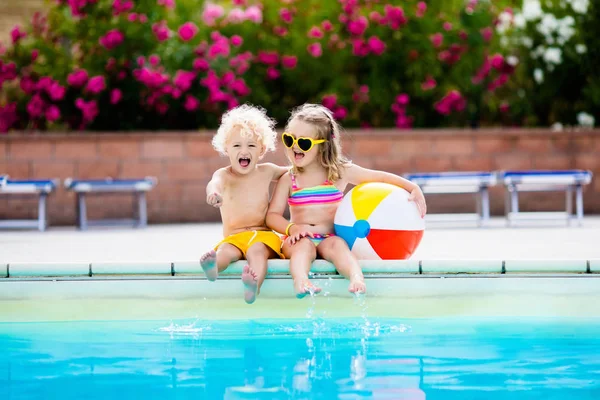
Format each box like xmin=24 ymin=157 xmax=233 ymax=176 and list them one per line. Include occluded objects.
xmin=408 ymin=186 xmax=427 ymax=218
xmin=207 ymin=192 xmax=223 ymax=208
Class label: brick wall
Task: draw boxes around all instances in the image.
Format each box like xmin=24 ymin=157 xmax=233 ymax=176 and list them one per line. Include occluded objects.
xmin=1 ymin=129 xmax=599 ymax=225
xmin=0 ymin=0 xmax=43 ymax=42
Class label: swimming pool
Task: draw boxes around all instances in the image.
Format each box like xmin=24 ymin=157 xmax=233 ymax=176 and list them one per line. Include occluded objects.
xmin=1 ymin=260 xmax=600 ymax=399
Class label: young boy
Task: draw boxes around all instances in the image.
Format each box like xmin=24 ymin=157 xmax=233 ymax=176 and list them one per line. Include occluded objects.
xmin=200 ymin=104 xmax=287 ymax=304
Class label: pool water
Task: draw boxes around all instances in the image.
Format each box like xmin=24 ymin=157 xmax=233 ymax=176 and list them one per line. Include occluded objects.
xmin=1 ymin=317 xmax=600 ymax=399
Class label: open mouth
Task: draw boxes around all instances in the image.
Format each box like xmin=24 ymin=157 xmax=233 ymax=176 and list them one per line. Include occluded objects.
xmin=293 ymin=151 xmax=304 ymax=161
xmin=239 ymin=157 xmax=250 ymax=168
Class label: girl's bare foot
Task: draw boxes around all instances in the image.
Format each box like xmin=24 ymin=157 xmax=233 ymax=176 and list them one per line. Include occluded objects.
xmin=242 ymin=265 xmax=259 ymax=304
xmin=349 ymin=273 xmax=366 ymax=294
xmin=294 ymin=279 xmax=322 ymax=299
xmin=200 ymin=250 xmax=218 ymax=281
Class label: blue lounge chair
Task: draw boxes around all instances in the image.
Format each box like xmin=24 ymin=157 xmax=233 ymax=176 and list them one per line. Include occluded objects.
xmin=500 ymin=170 xmax=593 ymax=226
xmin=0 ymin=176 xmax=58 ymax=231
xmin=404 ymin=171 xmax=497 ymax=226
xmin=64 ymin=177 xmax=158 ymax=230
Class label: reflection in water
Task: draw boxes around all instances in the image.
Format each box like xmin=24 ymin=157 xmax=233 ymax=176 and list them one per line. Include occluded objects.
xmin=1 ymin=318 xmax=600 ymax=399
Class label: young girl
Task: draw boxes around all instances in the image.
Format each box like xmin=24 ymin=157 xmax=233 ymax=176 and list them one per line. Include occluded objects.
xmin=266 ymin=104 xmax=427 ymax=298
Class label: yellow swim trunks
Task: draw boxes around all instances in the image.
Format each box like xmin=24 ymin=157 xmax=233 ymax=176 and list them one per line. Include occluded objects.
xmin=214 ymin=230 xmax=284 ymax=259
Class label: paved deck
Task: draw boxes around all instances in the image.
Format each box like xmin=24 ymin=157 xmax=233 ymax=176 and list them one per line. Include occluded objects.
xmin=1 ymin=217 xmax=599 ymax=263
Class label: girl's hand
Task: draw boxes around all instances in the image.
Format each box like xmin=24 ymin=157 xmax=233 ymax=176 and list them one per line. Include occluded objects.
xmin=408 ymin=186 xmax=427 ymax=218
xmin=286 ymin=230 xmax=315 ymax=246
xmin=206 ymin=192 xmax=223 ymax=208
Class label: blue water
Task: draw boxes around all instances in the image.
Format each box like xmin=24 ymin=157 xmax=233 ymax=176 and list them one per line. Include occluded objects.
xmin=1 ymin=317 xmax=600 ymax=399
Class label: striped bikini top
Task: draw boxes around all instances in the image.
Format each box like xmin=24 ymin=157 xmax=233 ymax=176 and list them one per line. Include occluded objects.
xmin=288 ymin=172 xmax=344 ymax=207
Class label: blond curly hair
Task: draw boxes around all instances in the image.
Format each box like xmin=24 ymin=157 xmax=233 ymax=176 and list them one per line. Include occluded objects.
xmin=212 ymin=104 xmax=277 ymax=155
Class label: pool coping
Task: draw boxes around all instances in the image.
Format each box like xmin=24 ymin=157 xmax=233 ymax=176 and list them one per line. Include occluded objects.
xmin=1 ymin=259 xmax=598 ymax=278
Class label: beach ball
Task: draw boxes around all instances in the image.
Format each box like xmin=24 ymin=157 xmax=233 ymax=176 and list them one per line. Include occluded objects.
xmin=334 ymin=182 xmax=424 ymax=260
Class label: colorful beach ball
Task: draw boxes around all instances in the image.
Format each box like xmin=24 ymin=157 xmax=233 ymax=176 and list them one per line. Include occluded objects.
xmin=334 ymin=182 xmax=425 ymax=260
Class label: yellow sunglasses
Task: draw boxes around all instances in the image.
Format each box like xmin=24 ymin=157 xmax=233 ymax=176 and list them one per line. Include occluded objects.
xmin=282 ymin=132 xmax=327 ymax=152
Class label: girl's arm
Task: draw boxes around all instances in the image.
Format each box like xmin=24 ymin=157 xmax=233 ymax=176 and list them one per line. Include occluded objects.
xmin=267 ymin=163 xmax=289 ymax=181
xmin=344 ymin=163 xmax=427 ymax=217
xmin=266 ymin=173 xmax=293 ymax=234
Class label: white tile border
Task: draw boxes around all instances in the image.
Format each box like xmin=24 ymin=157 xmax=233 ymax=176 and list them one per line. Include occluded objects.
xmin=92 ymin=262 xmax=172 ymax=275
xmin=590 ymin=259 xmax=600 ymax=273
xmin=504 ymin=259 xmax=587 ymax=273
xmin=1 ymin=263 xmax=7 ymax=278
xmin=421 ymin=260 xmax=502 ymax=274
xmin=8 ymin=262 xmax=89 ymax=277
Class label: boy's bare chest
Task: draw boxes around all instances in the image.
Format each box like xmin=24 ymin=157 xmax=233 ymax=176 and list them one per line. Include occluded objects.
xmin=223 ymin=175 xmax=271 ymax=199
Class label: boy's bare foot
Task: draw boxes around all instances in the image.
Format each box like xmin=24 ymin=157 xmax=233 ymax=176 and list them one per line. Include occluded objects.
xmin=349 ymin=274 xmax=366 ymax=294
xmin=242 ymin=265 xmax=258 ymax=304
xmin=294 ymin=279 xmax=322 ymax=299
xmin=200 ymin=250 xmax=218 ymax=281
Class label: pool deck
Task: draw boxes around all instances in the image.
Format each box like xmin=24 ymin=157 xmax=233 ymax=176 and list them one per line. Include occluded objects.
xmin=1 ymin=217 xmax=599 ymax=263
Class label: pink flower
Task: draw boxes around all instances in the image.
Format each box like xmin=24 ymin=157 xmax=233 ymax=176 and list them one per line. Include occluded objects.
xmin=480 ymin=27 xmax=493 ymax=42
xmin=99 ymin=29 xmax=125 ymax=50
xmin=282 ymin=55 xmax=298 ymax=69
xmin=86 ymin=76 xmax=106 ymax=94
xmin=227 ymin=8 xmax=246 ymax=23
xmin=174 ymin=70 xmax=196 ymax=92
xmin=139 ymin=14 xmax=148 ymax=23
xmin=273 ymin=26 xmax=288 ymax=37
xmin=488 ymin=74 xmax=509 ymax=92
xmin=149 ymin=54 xmax=161 ymax=66
xmin=202 ymin=3 xmax=224 ymax=26
xmin=27 ymin=94 xmax=45 ymax=118
xmin=359 ymin=85 xmax=369 ymax=94
xmin=307 ymin=42 xmax=322 ymax=58
xmin=76 ymin=98 xmax=99 ymax=123
xmin=280 ymin=8 xmax=293 ymax=24
xmin=257 ymin=51 xmax=279 ymax=66
xmin=137 ymin=56 xmax=146 ymax=67
xmin=184 ymin=94 xmax=199 ymax=111
xmin=369 ymin=11 xmax=383 ymax=24
xmin=396 ymin=114 xmax=413 ymax=129
xmin=48 ymin=82 xmax=66 ymax=101
xmin=351 ymin=39 xmax=369 ymax=57
xmin=178 ymin=22 xmax=198 ymax=41
xmin=31 ymin=49 xmax=39 ymax=61
xmin=231 ymin=35 xmax=243 ymax=47
xmin=193 ymin=58 xmax=210 ymax=71
xmin=245 ymin=6 xmax=262 ymax=23
xmin=110 ymin=88 xmax=122 ymax=104
xmin=128 ymin=13 xmax=138 ymax=22
xmin=384 ymin=5 xmax=407 ymax=29
xmin=430 ymin=33 xmax=443 ymax=48
xmin=157 ymin=0 xmax=175 ymax=9
xmin=322 ymin=94 xmax=337 ymax=109
xmin=421 ymin=76 xmax=437 ymax=91
xmin=347 ymin=16 xmax=368 ymax=36
xmin=308 ymin=26 xmax=324 ymax=39
xmin=208 ymin=41 xmax=230 ymax=59
xmin=0 ymin=103 xmax=18 ymax=133
xmin=490 ymin=53 xmax=504 ymax=70
xmin=152 ymin=21 xmax=170 ymax=42
xmin=434 ymin=90 xmax=466 ymax=115
xmin=322 ymin=20 xmax=333 ymax=31
xmin=67 ymin=69 xmax=89 ymax=87
xmin=20 ymin=76 xmax=36 ymax=94
xmin=112 ymin=0 xmax=133 ymax=16
xmin=221 ymin=71 xmax=235 ymax=86
xmin=10 ymin=25 xmax=27 ymax=44
xmin=333 ymin=106 xmax=347 ymax=120
xmin=266 ymin=67 xmax=280 ymax=80
xmin=231 ymin=78 xmax=250 ymax=96
xmin=396 ymin=93 xmax=410 ymax=106
xmin=156 ymin=102 xmax=169 ymax=115
xmin=45 ymin=105 xmax=61 ymax=122
xmin=367 ymin=36 xmax=386 ymax=55
xmin=499 ymin=102 xmax=510 ymax=113
xmin=416 ymin=1 xmax=427 ymax=18
xmin=443 ymin=22 xmax=453 ymax=31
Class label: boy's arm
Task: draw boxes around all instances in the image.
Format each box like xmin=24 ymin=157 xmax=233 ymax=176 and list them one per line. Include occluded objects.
xmin=344 ymin=163 xmax=427 ymax=217
xmin=266 ymin=173 xmax=292 ymax=234
xmin=206 ymin=168 xmax=226 ymax=208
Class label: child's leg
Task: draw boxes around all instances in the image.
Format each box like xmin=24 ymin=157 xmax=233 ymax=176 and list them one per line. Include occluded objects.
xmin=282 ymin=238 xmax=320 ymax=298
xmin=241 ymin=242 xmax=276 ymax=304
xmin=317 ymin=237 xmax=366 ymax=294
xmin=200 ymin=243 xmax=243 ymax=281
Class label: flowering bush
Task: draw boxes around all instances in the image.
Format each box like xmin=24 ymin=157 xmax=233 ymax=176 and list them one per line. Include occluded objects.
xmin=0 ymin=0 xmax=596 ymax=132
